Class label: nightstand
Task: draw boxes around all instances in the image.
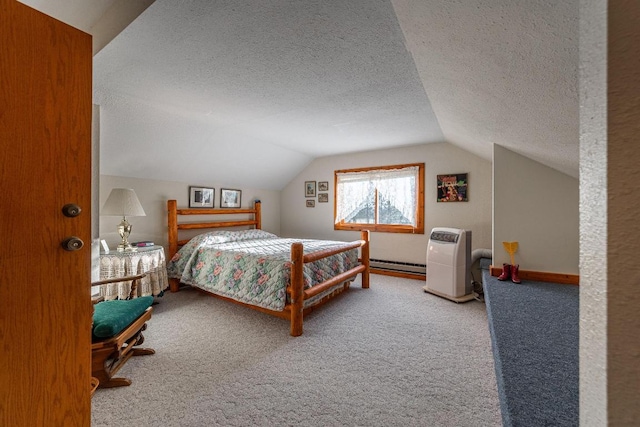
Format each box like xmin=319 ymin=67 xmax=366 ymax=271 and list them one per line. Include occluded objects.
xmin=98 ymin=246 xmax=168 ymax=300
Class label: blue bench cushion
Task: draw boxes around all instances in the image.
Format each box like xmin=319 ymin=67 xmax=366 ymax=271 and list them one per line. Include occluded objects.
xmin=92 ymin=296 xmax=154 ymax=339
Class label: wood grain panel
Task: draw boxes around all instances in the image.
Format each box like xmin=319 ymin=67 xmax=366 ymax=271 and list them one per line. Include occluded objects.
xmin=0 ymin=2 xmax=92 ymax=425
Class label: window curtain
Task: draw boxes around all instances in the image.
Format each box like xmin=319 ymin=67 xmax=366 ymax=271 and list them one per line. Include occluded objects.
xmin=336 ymin=166 xmax=418 ymax=226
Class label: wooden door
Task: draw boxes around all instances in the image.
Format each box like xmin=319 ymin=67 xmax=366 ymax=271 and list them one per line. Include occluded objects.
xmin=0 ymin=1 xmax=93 ymax=425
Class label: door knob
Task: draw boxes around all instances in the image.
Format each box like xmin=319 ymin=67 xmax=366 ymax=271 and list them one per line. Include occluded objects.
xmin=62 ymin=203 xmax=82 ymax=217
xmin=61 ymin=236 xmax=84 ymax=251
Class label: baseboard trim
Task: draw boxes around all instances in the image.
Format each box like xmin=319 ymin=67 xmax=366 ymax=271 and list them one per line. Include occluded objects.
xmin=370 ymin=268 xmax=426 ymax=281
xmin=373 ymin=266 xmax=578 ymax=285
xmin=489 ymin=265 xmax=579 ymax=285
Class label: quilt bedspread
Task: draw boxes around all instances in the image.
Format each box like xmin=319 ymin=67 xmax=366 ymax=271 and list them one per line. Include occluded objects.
xmin=167 ymin=231 xmax=358 ymax=311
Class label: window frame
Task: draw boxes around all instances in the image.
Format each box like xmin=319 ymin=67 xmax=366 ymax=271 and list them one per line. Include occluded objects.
xmin=333 ymin=163 xmax=425 ymax=234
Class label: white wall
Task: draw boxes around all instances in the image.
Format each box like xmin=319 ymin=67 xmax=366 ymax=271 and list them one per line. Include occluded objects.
xmin=493 ymin=145 xmax=579 ymax=275
xmin=99 ymin=175 xmax=281 ymax=250
xmin=280 ymin=143 xmax=492 ymax=265
xmin=579 ymin=0 xmax=607 ymax=419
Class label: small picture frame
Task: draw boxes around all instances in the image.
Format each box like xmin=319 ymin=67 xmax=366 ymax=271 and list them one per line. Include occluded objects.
xmin=306 ymin=199 xmax=315 ymax=208
xmin=305 ymin=181 xmax=316 ymax=197
xmin=189 ymin=186 xmax=214 ymax=208
xmin=437 ymin=173 xmax=468 ymax=202
xmin=100 ymin=239 xmax=110 ymax=254
xmin=318 ymin=193 xmax=328 ymax=203
xmin=220 ymin=188 xmax=242 ymax=208
xmin=318 ymin=181 xmax=329 ymax=192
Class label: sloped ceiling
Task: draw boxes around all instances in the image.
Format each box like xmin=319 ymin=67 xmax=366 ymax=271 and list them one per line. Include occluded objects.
xmin=19 ymin=0 xmax=117 ymax=33
xmin=92 ymin=0 xmax=443 ymax=189
xmin=21 ymin=0 xmax=579 ymax=189
xmin=19 ymin=0 xmax=154 ymax=54
xmin=391 ymin=0 xmax=579 ymax=178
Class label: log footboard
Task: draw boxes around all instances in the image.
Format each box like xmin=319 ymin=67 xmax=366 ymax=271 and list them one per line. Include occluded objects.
xmin=289 ymin=230 xmax=369 ymax=336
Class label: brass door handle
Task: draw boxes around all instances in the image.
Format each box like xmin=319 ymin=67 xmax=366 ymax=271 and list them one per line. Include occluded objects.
xmin=61 ymin=236 xmax=84 ymax=251
xmin=62 ymin=203 xmax=82 ymax=217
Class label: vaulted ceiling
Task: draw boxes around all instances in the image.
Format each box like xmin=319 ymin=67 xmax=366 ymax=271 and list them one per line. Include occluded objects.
xmin=21 ymin=0 xmax=579 ymax=189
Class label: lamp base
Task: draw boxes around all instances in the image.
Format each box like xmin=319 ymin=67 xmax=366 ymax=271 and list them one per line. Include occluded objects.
xmin=116 ymin=217 xmax=137 ymax=252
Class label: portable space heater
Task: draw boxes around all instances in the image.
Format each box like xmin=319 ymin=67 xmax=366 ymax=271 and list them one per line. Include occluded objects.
xmin=423 ymin=227 xmax=474 ymax=303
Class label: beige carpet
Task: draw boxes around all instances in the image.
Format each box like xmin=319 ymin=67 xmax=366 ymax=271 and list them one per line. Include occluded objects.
xmin=91 ymin=274 xmax=501 ymax=426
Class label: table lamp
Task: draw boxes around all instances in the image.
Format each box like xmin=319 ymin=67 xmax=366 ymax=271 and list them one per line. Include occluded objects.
xmin=101 ymin=188 xmax=146 ymax=252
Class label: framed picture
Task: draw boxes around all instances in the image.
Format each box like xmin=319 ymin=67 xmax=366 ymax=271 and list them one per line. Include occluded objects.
xmin=220 ymin=188 xmax=242 ymax=208
xmin=306 ymin=199 xmax=315 ymax=208
xmin=437 ymin=173 xmax=468 ymax=202
xmin=318 ymin=181 xmax=329 ymax=192
xmin=305 ymin=181 xmax=316 ymax=197
xmin=318 ymin=193 xmax=328 ymax=203
xmin=189 ymin=186 xmax=214 ymax=208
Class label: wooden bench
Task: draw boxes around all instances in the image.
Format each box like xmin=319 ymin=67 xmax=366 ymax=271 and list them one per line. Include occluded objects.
xmin=91 ymin=273 xmax=155 ymax=389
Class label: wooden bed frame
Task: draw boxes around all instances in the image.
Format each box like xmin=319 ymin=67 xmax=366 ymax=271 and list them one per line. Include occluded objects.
xmin=167 ymin=199 xmax=370 ymax=336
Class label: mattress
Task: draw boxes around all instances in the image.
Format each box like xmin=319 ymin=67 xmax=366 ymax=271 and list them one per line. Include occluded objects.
xmin=167 ymin=230 xmax=359 ymax=311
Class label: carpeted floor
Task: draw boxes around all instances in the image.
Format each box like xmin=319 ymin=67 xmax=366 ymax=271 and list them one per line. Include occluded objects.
xmin=91 ymin=275 xmax=501 ymax=426
xmin=482 ymin=270 xmax=579 ymax=427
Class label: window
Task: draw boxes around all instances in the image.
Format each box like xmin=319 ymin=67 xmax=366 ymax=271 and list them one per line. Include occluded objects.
xmin=334 ymin=163 xmax=424 ymax=234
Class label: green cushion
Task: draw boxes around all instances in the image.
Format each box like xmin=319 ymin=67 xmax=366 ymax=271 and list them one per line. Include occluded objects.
xmin=92 ymin=296 xmax=153 ymax=339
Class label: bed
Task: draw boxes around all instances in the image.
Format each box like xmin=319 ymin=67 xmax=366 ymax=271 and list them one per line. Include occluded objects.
xmin=166 ymin=199 xmax=370 ymax=336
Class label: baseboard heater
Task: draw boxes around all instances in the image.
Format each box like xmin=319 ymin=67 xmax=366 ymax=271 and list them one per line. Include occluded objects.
xmin=369 ymin=259 xmax=426 ymax=276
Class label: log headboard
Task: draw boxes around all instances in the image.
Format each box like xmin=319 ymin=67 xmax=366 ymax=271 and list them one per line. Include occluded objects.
xmin=167 ymin=199 xmax=262 ymax=262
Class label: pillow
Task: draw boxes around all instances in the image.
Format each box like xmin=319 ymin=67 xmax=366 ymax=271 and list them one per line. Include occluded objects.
xmin=186 ymin=229 xmax=277 ymax=246
xmin=224 ymin=229 xmax=278 ymax=242
xmin=167 ymin=229 xmax=278 ymax=275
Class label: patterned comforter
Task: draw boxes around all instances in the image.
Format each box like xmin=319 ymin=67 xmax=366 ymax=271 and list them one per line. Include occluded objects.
xmin=167 ymin=230 xmax=359 ymax=311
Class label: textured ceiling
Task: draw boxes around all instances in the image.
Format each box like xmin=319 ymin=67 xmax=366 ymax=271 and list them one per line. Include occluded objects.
xmin=23 ymin=0 xmax=579 ymax=188
xmin=391 ymin=0 xmax=579 ymax=177
xmin=92 ymin=0 xmax=443 ymax=188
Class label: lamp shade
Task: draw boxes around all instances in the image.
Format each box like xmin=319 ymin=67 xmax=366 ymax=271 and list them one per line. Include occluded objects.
xmin=101 ymin=188 xmax=146 ymax=217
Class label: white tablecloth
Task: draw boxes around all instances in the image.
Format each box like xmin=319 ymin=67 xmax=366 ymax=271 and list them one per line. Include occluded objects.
xmin=98 ymin=246 xmax=168 ymax=300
